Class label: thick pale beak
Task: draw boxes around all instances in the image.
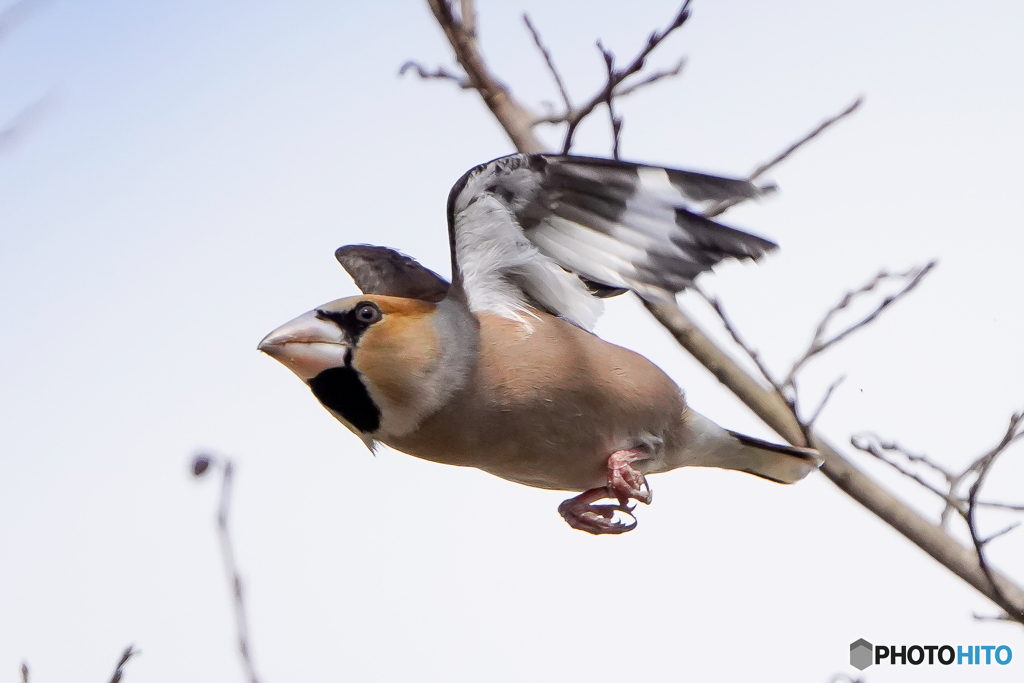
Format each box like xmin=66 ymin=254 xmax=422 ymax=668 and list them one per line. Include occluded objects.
xmin=258 ymin=309 xmax=349 ymax=381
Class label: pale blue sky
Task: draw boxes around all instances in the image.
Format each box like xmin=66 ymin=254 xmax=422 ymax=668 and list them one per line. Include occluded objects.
xmin=2 ymin=1 xmax=1023 ymax=681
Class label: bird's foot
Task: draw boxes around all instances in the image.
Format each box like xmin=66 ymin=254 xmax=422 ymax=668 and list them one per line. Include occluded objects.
xmin=558 ymin=448 xmax=653 ymax=535
xmin=557 ymin=488 xmax=637 ymax=535
xmin=607 ymin=447 xmax=653 ymax=505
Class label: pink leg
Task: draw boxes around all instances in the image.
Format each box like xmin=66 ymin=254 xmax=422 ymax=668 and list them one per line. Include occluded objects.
xmin=608 ymin=448 xmax=653 ymax=505
xmin=558 ymin=448 xmax=653 ymax=535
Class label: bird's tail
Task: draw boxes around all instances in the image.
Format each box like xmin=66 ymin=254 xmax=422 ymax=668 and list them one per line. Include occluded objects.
xmin=680 ymin=409 xmax=821 ymax=484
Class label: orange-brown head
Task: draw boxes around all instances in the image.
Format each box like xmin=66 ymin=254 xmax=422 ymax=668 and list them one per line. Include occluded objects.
xmin=259 ymin=295 xmax=470 ymax=441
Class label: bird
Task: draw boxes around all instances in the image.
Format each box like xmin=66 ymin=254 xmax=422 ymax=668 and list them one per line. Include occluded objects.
xmin=259 ymin=153 xmax=820 ymax=534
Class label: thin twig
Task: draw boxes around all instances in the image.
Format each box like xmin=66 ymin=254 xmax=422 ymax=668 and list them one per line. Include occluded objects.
xmin=852 ymin=433 xmax=958 ymax=484
xmin=192 ymin=454 xmax=262 ymax=683
xmin=851 ymin=434 xmax=968 ymax=513
xmin=704 ymin=97 xmax=863 ymax=218
xmin=965 ymin=411 xmax=1024 ymax=623
xmin=523 ymin=13 xmax=572 ymax=112
xmin=851 ymin=432 xmax=962 ymax=527
xmin=596 ymin=40 xmax=624 ymax=159
xmin=695 ymin=288 xmax=788 ymax=402
xmin=977 ymin=501 xmax=1024 ymax=512
xmin=783 ymin=261 xmax=936 ymax=387
xmin=981 ymin=522 xmax=1021 ymax=545
xmin=854 ymin=411 xmax=1024 ymax=625
xmin=399 ymin=60 xmax=472 ymax=89
xmin=804 ymin=375 xmax=845 ymax=428
xmin=962 ymin=415 xmax=1024 ymax=479
xmin=853 ymin=419 xmax=1024 ymax=528
xmin=968 ymin=486 xmax=1021 ymax=623
xmin=107 ymin=645 xmax=138 ymax=683
xmin=698 ymin=262 xmax=933 ymax=435
xmin=751 ymin=97 xmax=863 ymax=182
xmin=614 ymin=58 xmax=686 ymax=98
xmin=528 ymin=54 xmax=685 ymax=126
xmin=560 ymin=0 xmax=691 ymax=153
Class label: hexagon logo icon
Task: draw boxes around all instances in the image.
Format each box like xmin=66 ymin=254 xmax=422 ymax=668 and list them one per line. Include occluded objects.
xmin=850 ymin=639 xmax=873 ymax=670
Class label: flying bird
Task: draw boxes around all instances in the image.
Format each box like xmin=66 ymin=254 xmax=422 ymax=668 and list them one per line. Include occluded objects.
xmin=259 ymin=154 xmax=820 ymax=534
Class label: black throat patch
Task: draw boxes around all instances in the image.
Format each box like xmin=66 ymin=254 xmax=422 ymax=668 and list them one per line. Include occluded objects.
xmin=307 ymin=306 xmax=382 ymax=435
xmin=308 ymin=353 xmax=381 ymax=434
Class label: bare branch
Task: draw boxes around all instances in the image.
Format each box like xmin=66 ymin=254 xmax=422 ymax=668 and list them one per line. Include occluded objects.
xmin=981 ymin=522 xmax=1021 ymax=545
xmin=422 ymin=0 xmax=543 ymax=152
xmin=596 ymin=40 xmax=624 ymax=159
xmin=192 ymin=454 xmax=263 ymax=683
xmin=418 ymin=0 xmax=1024 ymax=625
xmin=968 ymin=481 xmax=1024 ymax=624
xmin=851 ymin=434 xmax=967 ymax=513
xmin=965 ymin=411 xmax=1024 ymax=623
xmin=457 ymin=0 xmax=475 ymax=38
xmin=851 ymin=433 xmax=957 ymax=483
xmin=412 ymin=1 xmax=689 ymax=149
xmin=695 ymin=288 xmax=788 ymax=401
xmin=523 ymin=13 xmax=572 ymax=112
xmin=977 ymin=501 xmax=1024 ymax=512
xmin=613 ymin=58 xmax=686 ymax=98
xmin=705 ymin=97 xmax=863 ymax=218
xmin=854 ymin=409 xmax=1024 ymax=624
xmin=750 ymin=96 xmax=863 ymax=182
xmin=783 ymin=261 xmax=936 ymax=387
xmin=962 ymin=411 xmax=1024 ymax=480
xmin=647 ymin=294 xmax=1024 ymax=618
xmin=560 ymin=0 xmax=691 ymax=153
xmin=107 ymin=645 xmax=138 ymax=683
xmin=530 ymin=58 xmax=686 ymax=126
xmin=399 ymin=60 xmax=472 ymax=89
xmin=696 ymin=262 xmax=933 ymax=439
xmin=804 ymin=375 xmax=845 ymax=428
xmin=851 ymin=429 xmax=1022 ymax=510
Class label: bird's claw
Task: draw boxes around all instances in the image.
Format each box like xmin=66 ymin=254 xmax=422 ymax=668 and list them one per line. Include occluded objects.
xmin=558 ymin=492 xmax=637 ymax=534
xmin=558 ymin=448 xmax=653 ymax=535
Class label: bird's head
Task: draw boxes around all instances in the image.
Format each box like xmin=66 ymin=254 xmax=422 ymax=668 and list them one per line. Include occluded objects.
xmin=259 ymin=294 xmax=448 ymax=438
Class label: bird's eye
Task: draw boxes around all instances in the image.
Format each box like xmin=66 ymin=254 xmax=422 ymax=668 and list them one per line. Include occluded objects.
xmin=354 ymin=302 xmax=382 ymax=324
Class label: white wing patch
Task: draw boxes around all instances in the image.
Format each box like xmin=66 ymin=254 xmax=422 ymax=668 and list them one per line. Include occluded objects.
xmin=453 ymin=195 xmax=602 ymax=330
xmin=446 ymin=154 xmax=776 ymax=329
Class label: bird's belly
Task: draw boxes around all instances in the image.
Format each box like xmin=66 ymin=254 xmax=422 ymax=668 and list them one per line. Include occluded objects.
xmin=382 ymin=400 xmax=626 ymax=491
xmin=380 ymin=312 xmax=686 ymax=492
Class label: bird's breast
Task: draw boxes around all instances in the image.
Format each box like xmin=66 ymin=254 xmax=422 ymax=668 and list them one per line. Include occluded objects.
xmin=383 ymin=311 xmax=686 ymax=491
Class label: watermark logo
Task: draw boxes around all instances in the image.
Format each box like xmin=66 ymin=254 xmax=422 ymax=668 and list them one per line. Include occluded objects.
xmin=850 ymin=639 xmax=1012 ymax=670
xmin=850 ymin=639 xmax=873 ymax=671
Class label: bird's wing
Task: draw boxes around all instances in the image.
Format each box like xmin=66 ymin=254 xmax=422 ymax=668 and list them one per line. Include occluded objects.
xmin=446 ymin=154 xmax=776 ymax=330
xmin=335 ymin=245 xmax=450 ymax=302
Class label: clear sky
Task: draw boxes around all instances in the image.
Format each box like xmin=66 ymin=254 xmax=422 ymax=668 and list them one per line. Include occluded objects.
xmin=1 ymin=0 xmax=1022 ymax=681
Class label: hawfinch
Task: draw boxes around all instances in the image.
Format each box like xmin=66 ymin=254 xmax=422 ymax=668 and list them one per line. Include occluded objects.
xmin=260 ymin=154 xmax=820 ymax=534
